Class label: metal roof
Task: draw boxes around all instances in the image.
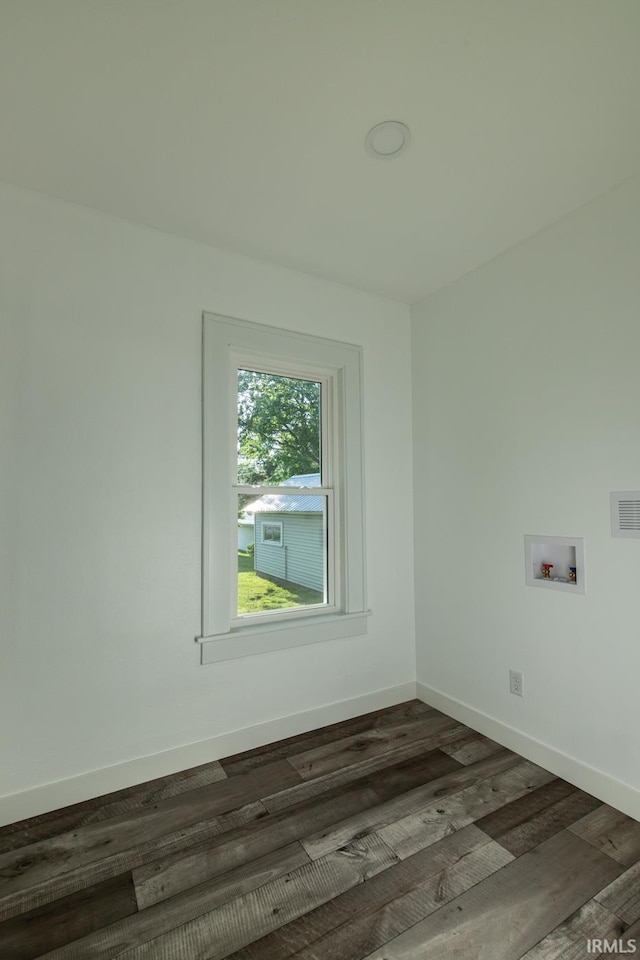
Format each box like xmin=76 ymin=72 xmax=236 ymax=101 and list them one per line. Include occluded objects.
xmin=244 ymin=474 xmax=324 ymax=515
xmin=281 ymin=474 xmax=320 ymax=487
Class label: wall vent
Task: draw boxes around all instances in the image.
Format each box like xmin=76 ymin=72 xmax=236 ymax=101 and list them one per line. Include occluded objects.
xmin=610 ymin=492 xmax=640 ymax=538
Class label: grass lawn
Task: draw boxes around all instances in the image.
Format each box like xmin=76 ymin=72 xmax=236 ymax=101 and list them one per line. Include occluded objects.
xmin=237 ymin=551 xmax=323 ymax=615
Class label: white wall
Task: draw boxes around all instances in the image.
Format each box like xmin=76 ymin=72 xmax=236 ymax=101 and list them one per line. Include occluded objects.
xmin=0 ymin=181 xmax=415 ymax=809
xmin=412 ymin=174 xmax=640 ymax=806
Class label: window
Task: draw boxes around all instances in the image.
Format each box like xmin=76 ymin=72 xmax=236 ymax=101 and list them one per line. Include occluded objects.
xmin=199 ymin=313 xmax=368 ymax=663
xmin=237 ymin=368 xmax=327 ymax=616
xmin=261 ymin=522 xmax=283 ymax=545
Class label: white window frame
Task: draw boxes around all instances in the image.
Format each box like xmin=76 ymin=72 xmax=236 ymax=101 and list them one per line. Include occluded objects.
xmin=260 ymin=521 xmax=283 ymax=546
xmin=231 ymin=357 xmax=334 ymax=625
xmin=198 ymin=313 xmax=368 ymax=663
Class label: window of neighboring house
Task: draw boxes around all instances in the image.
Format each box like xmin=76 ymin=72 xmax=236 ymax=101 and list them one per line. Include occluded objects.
xmin=261 ymin=522 xmax=283 ymax=545
xmin=199 ymin=312 xmax=368 ymax=663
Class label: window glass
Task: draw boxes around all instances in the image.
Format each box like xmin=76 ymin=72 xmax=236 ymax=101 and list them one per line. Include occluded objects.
xmin=237 ymin=493 xmax=327 ymax=617
xmin=236 ymin=369 xmax=321 ymax=486
xmin=262 ymin=522 xmax=282 ymax=544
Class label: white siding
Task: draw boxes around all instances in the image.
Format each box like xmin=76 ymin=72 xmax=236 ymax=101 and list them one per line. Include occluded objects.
xmin=237 ymin=522 xmax=254 ymax=551
xmin=254 ymin=512 xmax=324 ymax=592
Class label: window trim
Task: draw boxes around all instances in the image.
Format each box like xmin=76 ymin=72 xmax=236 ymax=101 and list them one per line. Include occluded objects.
xmin=260 ymin=521 xmax=284 ymax=546
xmin=198 ymin=312 xmax=368 ymax=663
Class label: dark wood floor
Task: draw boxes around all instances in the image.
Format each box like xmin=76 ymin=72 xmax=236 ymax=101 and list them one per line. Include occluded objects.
xmin=2 ymin=701 xmax=640 ymax=959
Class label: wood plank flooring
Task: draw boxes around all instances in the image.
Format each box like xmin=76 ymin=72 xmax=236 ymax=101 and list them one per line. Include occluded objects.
xmin=1 ymin=700 xmax=639 ymax=959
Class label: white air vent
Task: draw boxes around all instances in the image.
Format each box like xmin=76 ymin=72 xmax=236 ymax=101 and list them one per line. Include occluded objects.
xmin=611 ymin=492 xmax=640 ymax=538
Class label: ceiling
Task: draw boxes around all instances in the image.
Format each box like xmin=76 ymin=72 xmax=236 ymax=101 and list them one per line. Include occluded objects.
xmin=1 ymin=0 xmax=639 ymax=304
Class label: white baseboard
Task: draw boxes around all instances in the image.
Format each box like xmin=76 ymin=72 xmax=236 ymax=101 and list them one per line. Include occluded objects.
xmin=0 ymin=681 xmax=417 ymax=827
xmin=417 ymin=681 xmax=640 ymax=822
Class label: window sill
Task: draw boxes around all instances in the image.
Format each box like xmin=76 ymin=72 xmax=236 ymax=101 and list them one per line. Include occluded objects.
xmin=196 ymin=610 xmax=371 ymax=664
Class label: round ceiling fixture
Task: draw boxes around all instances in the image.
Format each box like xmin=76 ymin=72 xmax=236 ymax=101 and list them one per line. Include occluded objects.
xmin=365 ymin=120 xmax=411 ymax=159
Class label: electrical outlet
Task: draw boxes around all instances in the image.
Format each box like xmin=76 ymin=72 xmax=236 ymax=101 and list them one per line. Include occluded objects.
xmin=509 ymin=669 xmax=524 ymax=698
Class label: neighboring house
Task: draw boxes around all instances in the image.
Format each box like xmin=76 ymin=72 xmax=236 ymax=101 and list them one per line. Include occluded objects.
xmin=244 ymin=474 xmax=324 ymax=592
xmin=237 ymin=515 xmax=254 ymax=552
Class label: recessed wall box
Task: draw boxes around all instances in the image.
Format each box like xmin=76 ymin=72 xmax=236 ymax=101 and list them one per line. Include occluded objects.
xmin=524 ymin=535 xmax=585 ymax=595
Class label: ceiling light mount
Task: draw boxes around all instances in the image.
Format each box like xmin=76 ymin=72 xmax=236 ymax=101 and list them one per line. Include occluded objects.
xmin=365 ymin=120 xmax=411 ymax=159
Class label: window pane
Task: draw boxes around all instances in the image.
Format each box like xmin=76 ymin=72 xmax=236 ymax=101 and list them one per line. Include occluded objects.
xmin=237 ymin=369 xmax=321 ymax=486
xmin=262 ymin=522 xmax=282 ymax=544
xmin=237 ymin=493 xmax=327 ymax=617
